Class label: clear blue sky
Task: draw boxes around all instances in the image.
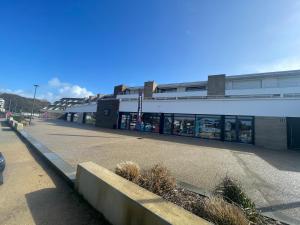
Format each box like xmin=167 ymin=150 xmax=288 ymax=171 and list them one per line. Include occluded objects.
xmin=0 ymin=0 xmax=299 ymax=102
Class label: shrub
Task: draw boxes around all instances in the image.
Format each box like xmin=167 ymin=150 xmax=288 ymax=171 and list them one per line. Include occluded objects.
xmin=115 ymin=161 xmax=140 ymax=182
xmin=214 ymin=176 xmax=264 ymax=223
xmin=214 ymin=176 xmax=255 ymax=210
xmin=196 ymin=197 xmax=250 ymax=225
xmin=139 ymin=164 xmax=176 ymax=196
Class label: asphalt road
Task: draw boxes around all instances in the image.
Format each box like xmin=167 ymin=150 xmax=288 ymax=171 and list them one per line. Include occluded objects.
xmin=26 ymin=118 xmax=300 ymax=224
xmin=0 ymin=119 xmax=109 ymax=225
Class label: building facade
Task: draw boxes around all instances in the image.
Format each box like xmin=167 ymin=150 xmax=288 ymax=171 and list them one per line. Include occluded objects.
xmin=0 ymin=98 xmax=5 ymax=112
xmin=64 ymin=70 xmax=300 ymax=151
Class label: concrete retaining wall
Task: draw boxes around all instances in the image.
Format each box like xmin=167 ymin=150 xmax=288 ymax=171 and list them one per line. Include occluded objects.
xmin=76 ymin=162 xmax=210 ymax=225
xmin=255 ymin=116 xmax=287 ymax=150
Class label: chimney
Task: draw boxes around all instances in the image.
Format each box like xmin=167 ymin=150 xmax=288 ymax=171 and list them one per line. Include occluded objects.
xmin=143 ymin=81 xmax=157 ymax=99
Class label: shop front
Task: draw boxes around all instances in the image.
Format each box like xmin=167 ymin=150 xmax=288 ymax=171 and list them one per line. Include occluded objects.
xmin=118 ymin=112 xmax=254 ymax=144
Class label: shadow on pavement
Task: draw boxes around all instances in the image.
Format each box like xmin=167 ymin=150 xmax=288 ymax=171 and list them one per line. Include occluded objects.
xmin=25 ymin=188 xmax=108 ymax=225
xmin=43 ymin=118 xmax=300 ymax=173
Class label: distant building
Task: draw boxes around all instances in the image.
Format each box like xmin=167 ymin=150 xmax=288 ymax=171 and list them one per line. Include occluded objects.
xmin=0 ymin=98 xmax=5 ymax=112
xmin=64 ymin=69 xmax=300 ymax=151
xmin=41 ymin=95 xmax=104 ymax=119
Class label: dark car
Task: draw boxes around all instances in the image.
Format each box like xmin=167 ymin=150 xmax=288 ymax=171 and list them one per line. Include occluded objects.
xmin=0 ymin=152 xmax=5 ymax=172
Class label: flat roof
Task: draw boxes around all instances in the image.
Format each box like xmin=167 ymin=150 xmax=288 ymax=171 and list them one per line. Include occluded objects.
xmin=125 ymin=69 xmax=300 ymax=90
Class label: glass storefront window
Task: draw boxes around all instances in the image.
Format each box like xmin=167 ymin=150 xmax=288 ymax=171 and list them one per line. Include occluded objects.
xmin=173 ymin=114 xmax=195 ymax=136
xmin=238 ymin=116 xmax=253 ymax=143
xmin=67 ymin=113 xmax=72 ymax=122
xmin=142 ymin=113 xmax=161 ymax=133
xmin=163 ymin=116 xmax=173 ymax=134
xmin=73 ymin=113 xmax=79 ymax=122
xmin=195 ymin=115 xmax=221 ymax=139
xmin=85 ymin=112 xmax=96 ymax=125
xmin=129 ymin=113 xmax=137 ymax=130
xmin=224 ymin=116 xmax=237 ymax=141
xmin=120 ymin=113 xmax=130 ymax=129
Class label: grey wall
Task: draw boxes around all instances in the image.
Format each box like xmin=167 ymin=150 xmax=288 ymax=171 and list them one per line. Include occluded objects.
xmin=207 ymin=74 xmax=225 ymax=96
xmin=255 ymin=116 xmax=287 ymax=150
xmin=96 ymin=99 xmax=120 ymax=129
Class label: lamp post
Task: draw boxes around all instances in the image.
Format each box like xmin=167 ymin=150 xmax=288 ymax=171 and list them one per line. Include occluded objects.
xmin=29 ymin=84 xmax=39 ymax=125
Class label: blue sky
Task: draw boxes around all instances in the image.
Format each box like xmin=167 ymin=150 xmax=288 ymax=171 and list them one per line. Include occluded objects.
xmin=0 ymin=0 xmax=300 ymax=102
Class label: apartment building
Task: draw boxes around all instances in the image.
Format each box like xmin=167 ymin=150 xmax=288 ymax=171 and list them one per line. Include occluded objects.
xmin=65 ymin=70 xmax=300 ymax=151
xmin=0 ymin=98 xmax=5 ymax=112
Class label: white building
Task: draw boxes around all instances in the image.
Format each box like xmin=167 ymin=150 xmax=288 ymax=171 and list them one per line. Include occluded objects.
xmin=65 ymin=69 xmax=300 ymax=151
xmin=0 ymin=98 xmax=5 ymax=112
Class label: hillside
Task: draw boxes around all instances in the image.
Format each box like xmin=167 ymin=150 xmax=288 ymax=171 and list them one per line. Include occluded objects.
xmin=0 ymin=93 xmax=50 ymax=113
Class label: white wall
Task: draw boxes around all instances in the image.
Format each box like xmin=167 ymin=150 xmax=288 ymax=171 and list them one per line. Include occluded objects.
xmin=119 ymin=98 xmax=300 ymax=117
xmin=225 ymin=86 xmax=300 ymax=96
xmin=153 ymin=90 xmax=207 ymax=98
xmin=226 ymin=75 xmax=300 ymax=90
xmin=64 ymin=103 xmax=97 ymax=113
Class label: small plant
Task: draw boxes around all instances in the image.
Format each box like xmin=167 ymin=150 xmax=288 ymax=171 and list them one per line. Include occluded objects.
xmin=214 ymin=176 xmax=255 ymax=210
xmin=115 ymin=161 xmax=140 ymax=182
xmin=214 ymin=176 xmax=265 ymax=223
xmin=197 ymin=197 xmax=250 ymax=225
xmin=139 ymin=164 xmax=176 ymax=196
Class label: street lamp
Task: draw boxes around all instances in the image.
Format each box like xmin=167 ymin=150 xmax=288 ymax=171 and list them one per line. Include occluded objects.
xmin=29 ymin=84 xmax=39 ymax=125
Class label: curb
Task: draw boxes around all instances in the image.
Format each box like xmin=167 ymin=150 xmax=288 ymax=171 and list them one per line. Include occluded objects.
xmin=12 ymin=124 xmax=76 ymax=187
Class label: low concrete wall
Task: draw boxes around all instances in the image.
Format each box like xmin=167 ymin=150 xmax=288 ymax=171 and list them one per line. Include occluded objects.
xmin=76 ymin=162 xmax=210 ymax=225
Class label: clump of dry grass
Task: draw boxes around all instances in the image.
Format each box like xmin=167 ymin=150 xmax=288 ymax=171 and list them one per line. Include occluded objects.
xmin=214 ymin=176 xmax=255 ymax=210
xmin=214 ymin=176 xmax=264 ymax=224
xmin=115 ymin=161 xmax=141 ymax=182
xmin=196 ymin=197 xmax=250 ymax=225
xmin=139 ymin=164 xmax=176 ymax=196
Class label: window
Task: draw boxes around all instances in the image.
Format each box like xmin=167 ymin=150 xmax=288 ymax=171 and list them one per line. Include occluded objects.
xmin=67 ymin=113 xmax=72 ymax=122
xmin=85 ymin=112 xmax=96 ymax=125
xmin=224 ymin=116 xmax=237 ymax=141
xmin=157 ymin=88 xmax=177 ymax=93
xmin=129 ymin=113 xmax=137 ymax=130
xmin=185 ymin=86 xmax=206 ymax=92
xmin=73 ymin=113 xmax=79 ymax=122
xmin=173 ymin=114 xmax=195 ymax=136
xmin=238 ymin=116 xmax=253 ymax=143
xmin=195 ymin=115 xmax=221 ymax=139
xmin=142 ymin=113 xmax=161 ymax=133
xmin=163 ymin=114 xmax=173 ymax=134
xmin=120 ymin=113 xmax=130 ymax=129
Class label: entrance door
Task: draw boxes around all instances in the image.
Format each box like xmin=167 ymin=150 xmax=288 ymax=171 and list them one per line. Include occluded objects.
xmin=287 ymin=117 xmax=300 ymax=150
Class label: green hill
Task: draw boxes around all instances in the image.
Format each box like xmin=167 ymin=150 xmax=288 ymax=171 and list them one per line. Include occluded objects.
xmin=0 ymin=93 xmax=50 ymax=113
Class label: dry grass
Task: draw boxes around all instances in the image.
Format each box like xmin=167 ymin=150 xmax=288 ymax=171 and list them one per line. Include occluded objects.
xmin=214 ymin=176 xmax=255 ymax=210
xmin=197 ymin=197 xmax=250 ymax=225
xmin=115 ymin=161 xmax=140 ymax=182
xmin=214 ymin=176 xmax=263 ymax=223
xmin=115 ymin=162 xmax=267 ymax=225
xmin=138 ymin=164 xmax=176 ymax=196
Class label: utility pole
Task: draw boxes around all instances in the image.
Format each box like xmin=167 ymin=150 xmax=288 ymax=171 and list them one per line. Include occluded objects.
xmin=29 ymin=84 xmax=39 ymax=125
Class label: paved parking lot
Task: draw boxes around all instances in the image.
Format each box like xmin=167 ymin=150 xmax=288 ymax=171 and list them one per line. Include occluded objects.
xmin=26 ymin=118 xmax=300 ymax=224
xmin=0 ymin=120 xmax=108 ymax=225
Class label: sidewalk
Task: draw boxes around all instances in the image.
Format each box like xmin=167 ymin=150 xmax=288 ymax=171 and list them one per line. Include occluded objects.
xmin=0 ymin=120 xmax=109 ymax=225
